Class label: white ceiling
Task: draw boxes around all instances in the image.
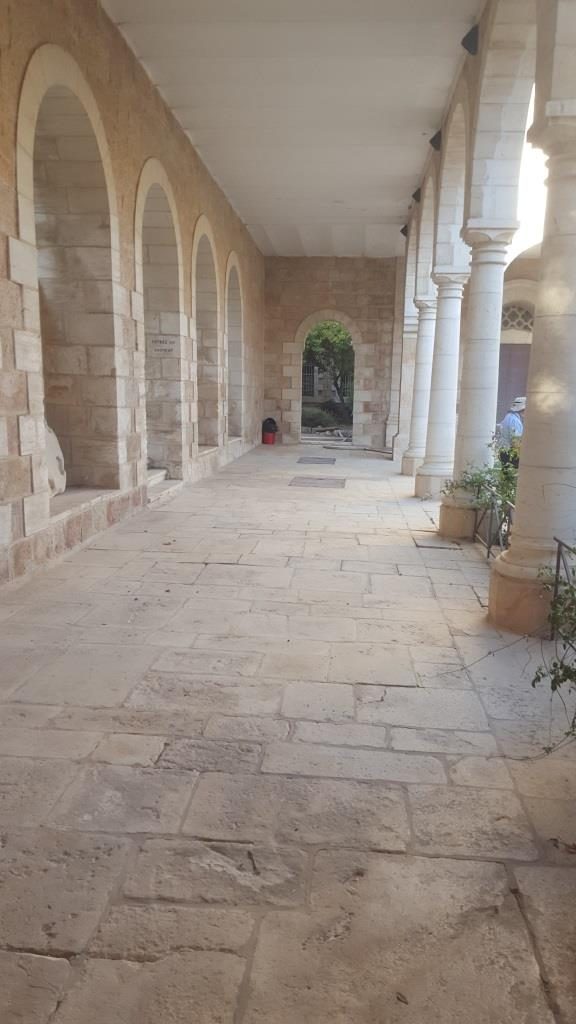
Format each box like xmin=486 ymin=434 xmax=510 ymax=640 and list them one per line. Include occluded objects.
xmin=102 ymin=0 xmax=481 ymax=257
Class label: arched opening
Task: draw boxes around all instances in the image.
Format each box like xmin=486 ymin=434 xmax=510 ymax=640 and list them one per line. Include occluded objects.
xmin=194 ymin=234 xmax=221 ymax=449
xmin=140 ymin=183 xmax=184 ymax=478
xmin=226 ymin=263 xmax=243 ymax=439
xmin=33 ymin=85 xmax=119 ymax=496
xmin=300 ymin=320 xmax=355 ymax=443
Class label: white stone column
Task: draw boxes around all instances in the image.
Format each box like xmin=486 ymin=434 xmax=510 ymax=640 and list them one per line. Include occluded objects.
xmin=439 ymin=231 xmax=512 ymax=537
xmin=490 ymin=129 xmax=576 ymax=633
xmin=401 ymin=298 xmax=437 ymax=475
xmin=414 ymin=274 xmax=468 ymax=497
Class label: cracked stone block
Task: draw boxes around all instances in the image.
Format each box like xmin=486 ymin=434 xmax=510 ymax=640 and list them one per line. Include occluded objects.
xmin=158 ymin=737 xmax=262 ymax=772
xmin=51 ymin=952 xmax=245 ymax=1024
xmin=0 ymin=756 xmax=78 ymax=827
xmin=124 ymin=838 xmax=307 ymax=905
xmin=47 ymin=765 xmax=196 ymax=833
xmin=357 ymin=687 xmax=489 ymax=730
xmin=1 ymin=951 xmax=71 ymax=1024
xmin=390 ymin=728 xmax=497 ymax=755
xmin=243 ymin=853 xmax=555 ymax=1024
xmin=262 ymin=741 xmax=446 ymax=784
xmin=408 ymin=786 xmax=539 ymax=860
xmin=328 ymin=643 xmax=418 ymax=686
xmin=90 ymin=733 xmax=166 ymax=766
xmin=0 ymin=831 xmax=128 ymax=953
xmin=447 ymin=755 xmax=513 ymax=789
xmin=89 ymin=904 xmax=254 ymax=958
xmin=183 ymin=774 xmax=410 ymax=850
xmin=281 ymin=682 xmax=354 ymax=721
xmin=514 ymin=865 xmax=576 ymax=1020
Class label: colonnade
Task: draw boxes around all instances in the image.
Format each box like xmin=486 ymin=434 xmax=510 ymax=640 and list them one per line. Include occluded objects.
xmin=400 ymin=0 xmax=576 ymax=635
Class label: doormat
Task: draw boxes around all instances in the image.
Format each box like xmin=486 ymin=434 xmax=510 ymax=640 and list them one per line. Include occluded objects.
xmin=297 ymin=457 xmax=337 ymax=465
xmin=289 ymin=477 xmax=346 ymax=488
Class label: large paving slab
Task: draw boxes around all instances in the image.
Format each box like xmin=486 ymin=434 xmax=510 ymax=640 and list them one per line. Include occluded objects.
xmin=1 ymin=951 xmax=71 ymax=1024
xmin=0 ymin=831 xmax=128 ymax=952
xmin=51 ymin=952 xmax=245 ymax=1024
xmin=514 ymin=866 xmax=576 ymax=1020
xmin=183 ymin=773 xmax=410 ymax=850
xmin=244 ymin=853 xmax=555 ymax=1024
xmin=1 ymin=444 xmax=574 ymax=1021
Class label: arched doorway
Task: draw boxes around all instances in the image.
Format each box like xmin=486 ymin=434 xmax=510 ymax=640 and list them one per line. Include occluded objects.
xmin=225 ymin=260 xmax=243 ymax=439
xmin=138 ymin=179 xmax=185 ymax=479
xmin=32 ymin=85 xmax=119 ymax=493
xmin=193 ymin=231 xmax=221 ymax=449
xmin=300 ymin=319 xmax=355 ymax=442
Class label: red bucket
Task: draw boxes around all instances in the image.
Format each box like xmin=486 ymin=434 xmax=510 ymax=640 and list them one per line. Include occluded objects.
xmin=262 ymin=431 xmax=276 ymax=445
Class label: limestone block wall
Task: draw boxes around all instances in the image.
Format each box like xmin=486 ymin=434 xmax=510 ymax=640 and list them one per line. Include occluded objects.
xmin=0 ymin=0 xmax=265 ymax=582
xmin=264 ymin=257 xmax=396 ymax=448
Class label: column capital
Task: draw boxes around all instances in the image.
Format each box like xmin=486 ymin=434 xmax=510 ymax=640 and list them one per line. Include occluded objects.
xmin=431 ymin=271 xmax=468 ymax=298
xmin=462 ymin=225 xmax=516 ymax=250
xmin=414 ymin=296 xmax=437 ymax=314
xmin=529 ymin=107 xmax=576 ymax=156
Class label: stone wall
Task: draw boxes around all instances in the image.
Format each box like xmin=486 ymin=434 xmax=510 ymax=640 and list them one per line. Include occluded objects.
xmin=264 ymin=257 xmax=397 ymax=448
xmin=0 ymin=0 xmax=265 ymax=582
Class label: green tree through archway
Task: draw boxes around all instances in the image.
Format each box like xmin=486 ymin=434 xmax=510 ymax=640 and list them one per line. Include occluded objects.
xmin=301 ymin=321 xmax=354 ymax=432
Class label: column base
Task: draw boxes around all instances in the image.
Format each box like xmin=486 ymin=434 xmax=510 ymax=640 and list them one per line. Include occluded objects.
xmin=488 ymin=562 xmax=551 ymax=636
xmin=438 ymin=502 xmax=477 ymax=539
xmin=401 ymin=453 xmax=423 ymax=476
xmin=414 ymin=469 xmax=449 ymax=499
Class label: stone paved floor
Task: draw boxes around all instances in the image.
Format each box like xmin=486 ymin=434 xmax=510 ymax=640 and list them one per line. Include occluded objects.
xmin=1 ymin=444 xmax=575 ymax=1023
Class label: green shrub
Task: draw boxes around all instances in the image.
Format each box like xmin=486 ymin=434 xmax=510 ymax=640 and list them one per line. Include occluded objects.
xmin=301 ymin=408 xmax=337 ymax=430
xmin=321 ymin=399 xmax=352 ymax=425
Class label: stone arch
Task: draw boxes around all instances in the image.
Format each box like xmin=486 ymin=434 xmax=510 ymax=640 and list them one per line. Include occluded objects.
xmin=16 ymin=45 xmax=119 ymax=252
xmin=466 ymin=0 xmax=537 ymax=229
xmin=288 ymin=309 xmax=362 ymax=446
xmin=225 ymin=253 xmax=244 ymax=440
xmin=415 ymin=171 xmax=438 ymax=300
xmin=435 ymin=94 xmax=470 ymax=274
xmin=192 ymin=216 xmax=222 ymax=449
xmin=14 ymin=44 xmax=125 ymax=502
xmin=134 ymin=160 xmax=187 ymax=479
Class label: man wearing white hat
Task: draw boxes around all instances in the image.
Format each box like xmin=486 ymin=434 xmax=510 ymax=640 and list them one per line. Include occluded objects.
xmin=497 ymin=396 xmax=526 ymax=466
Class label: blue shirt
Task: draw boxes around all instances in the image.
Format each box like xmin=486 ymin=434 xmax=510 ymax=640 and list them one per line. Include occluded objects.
xmin=498 ymin=411 xmax=523 ymax=448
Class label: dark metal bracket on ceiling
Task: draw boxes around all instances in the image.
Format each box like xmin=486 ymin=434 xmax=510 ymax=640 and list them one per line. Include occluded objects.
xmin=461 ymin=25 xmax=479 ymax=56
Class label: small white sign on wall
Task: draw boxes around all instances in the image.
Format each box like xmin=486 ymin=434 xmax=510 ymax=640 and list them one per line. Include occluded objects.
xmin=149 ymin=335 xmax=178 ymax=357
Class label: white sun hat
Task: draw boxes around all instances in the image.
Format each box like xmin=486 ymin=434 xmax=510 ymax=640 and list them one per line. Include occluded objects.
xmin=511 ymin=397 xmax=526 ymax=412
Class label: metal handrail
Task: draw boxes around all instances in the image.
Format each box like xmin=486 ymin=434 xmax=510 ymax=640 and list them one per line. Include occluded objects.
xmin=474 ymin=491 xmax=515 ymax=559
xmin=551 ymin=537 xmax=576 ymax=639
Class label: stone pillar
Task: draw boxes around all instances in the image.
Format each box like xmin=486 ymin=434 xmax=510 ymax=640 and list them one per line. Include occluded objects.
xmin=439 ymin=232 xmax=512 ymax=537
xmin=490 ymin=127 xmax=576 ymax=634
xmin=414 ymin=274 xmax=468 ymax=497
xmin=401 ymin=298 xmax=437 ymax=475
xmin=392 ymin=313 xmax=418 ymax=459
